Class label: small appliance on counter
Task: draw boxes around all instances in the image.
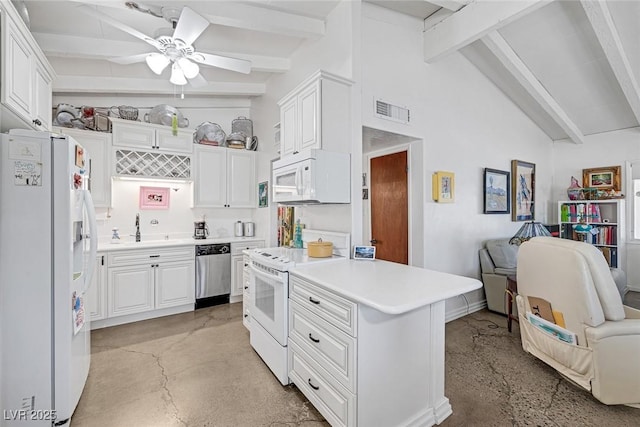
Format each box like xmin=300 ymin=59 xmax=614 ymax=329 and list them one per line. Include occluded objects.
xmin=194 ymin=220 xmax=209 ymax=239
xmin=234 ymin=220 xmax=244 ymax=237
xmin=243 ymin=222 xmax=255 ymax=237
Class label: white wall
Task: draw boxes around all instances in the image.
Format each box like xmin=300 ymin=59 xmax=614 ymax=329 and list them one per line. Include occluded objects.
xmin=250 ymin=1 xmax=357 ymax=246
xmin=552 ymin=127 xmax=640 ymax=290
xmin=95 ymin=180 xmax=254 ymax=243
xmin=360 ymin=4 xmax=555 ymax=318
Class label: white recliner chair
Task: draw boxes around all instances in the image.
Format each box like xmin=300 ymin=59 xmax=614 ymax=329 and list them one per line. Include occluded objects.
xmin=516 ymin=237 xmax=640 ymax=406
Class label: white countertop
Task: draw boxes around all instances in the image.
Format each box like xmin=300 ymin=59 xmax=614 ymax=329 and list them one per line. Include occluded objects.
xmin=290 ymin=259 xmax=482 ymax=315
xmin=98 ymin=236 xmax=264 ymax=252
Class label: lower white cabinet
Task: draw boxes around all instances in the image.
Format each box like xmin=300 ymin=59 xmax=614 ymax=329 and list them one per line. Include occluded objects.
xmin=86 ymin=252 xmax=107 ymax=321
xmin=242 ymin=254 xmax=251 ymax=330
xmin=94 ymin=245 xmax=194 ymax=328
xmin=230 ymin=240 xmax=264 ymax=303
xmin=108 ymin=264 xmax=155 ymax=317
xmin=156 ymin=260 xmax=195 ymax=309
xmin=289 ymin=273 xmax=446 ymax=427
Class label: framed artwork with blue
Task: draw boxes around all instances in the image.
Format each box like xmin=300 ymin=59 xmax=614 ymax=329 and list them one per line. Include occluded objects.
xmin=483 ymin=168 xmax=510 ymax=214
xmin=511 ymin=160 xmax=535 ymax=221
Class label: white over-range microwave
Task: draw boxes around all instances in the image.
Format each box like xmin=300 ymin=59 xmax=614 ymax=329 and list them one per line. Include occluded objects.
xmin=272 ymin=149 xmax=350 ymax=204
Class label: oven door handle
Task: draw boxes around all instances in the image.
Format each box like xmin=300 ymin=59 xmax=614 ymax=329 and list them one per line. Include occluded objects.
xmin=249 ymin=263 xmax=283 ymax=284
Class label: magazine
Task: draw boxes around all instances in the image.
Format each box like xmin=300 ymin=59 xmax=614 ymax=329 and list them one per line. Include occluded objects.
xmin=526 ymin=312 xmax=577 ymax=345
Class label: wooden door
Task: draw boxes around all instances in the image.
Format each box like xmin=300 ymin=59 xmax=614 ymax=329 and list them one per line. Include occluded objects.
xmin=370 ymin=151 xmax=408 ymax=264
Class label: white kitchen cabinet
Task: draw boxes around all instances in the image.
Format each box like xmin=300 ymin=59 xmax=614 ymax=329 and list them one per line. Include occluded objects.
xmin=230 ymin=240 xmax=264 ymax=304
xmin=193 ymin=144 xmax=256 ymax=208
xmin=108 ymin=264 xmax=155 ymax=318
xmin=278 ymin=70 xmax=352 ymax=157
xmin=111 ymin=118 xmax=193 ymax=153
xmin=33 ymin=61 xmax=53 ymax=130
xmin=54 ymin=127 xmax=112 ymax=207
xmin=289 ymin=272 xmax=456 ymax=427
xmin=242 ymin=253 xmax=251 ymax=330
xmin=156 ymin=260 xmax=195 ymax=309
xmin=1 ymin=2 xmax=54 ymax=131
xmin=231 ymin=256 xmax=245 ymax=298
xmin=86 ymin=252 xmax=107 ymax=322
xmin=101 ymin=246 xmax=195 ymax=326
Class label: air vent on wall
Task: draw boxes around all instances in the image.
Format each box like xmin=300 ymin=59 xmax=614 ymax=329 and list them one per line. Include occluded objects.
xmin=374 ymin=98 xmax=410 ymax=124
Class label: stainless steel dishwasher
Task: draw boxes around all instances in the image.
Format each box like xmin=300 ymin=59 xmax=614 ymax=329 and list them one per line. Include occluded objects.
xmin=195 ymin=243 xmax=231 ymax=309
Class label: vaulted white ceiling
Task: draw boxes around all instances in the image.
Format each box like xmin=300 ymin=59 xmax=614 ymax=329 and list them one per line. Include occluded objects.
xmin=23 ymin=0 xmax=640 ymax=142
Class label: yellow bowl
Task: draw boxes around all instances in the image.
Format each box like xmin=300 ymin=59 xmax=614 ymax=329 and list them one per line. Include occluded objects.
xmin=307 ymin=240 xmax=333 ymax=258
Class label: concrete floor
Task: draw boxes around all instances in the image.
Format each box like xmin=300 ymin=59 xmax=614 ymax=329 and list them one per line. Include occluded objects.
xmin=72 ymin=294 xmax=640 ymax=427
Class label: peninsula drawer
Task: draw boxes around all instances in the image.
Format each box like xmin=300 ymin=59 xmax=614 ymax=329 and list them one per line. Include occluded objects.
xmin=289 ymin=301 xmax=356 ymax=392
xmin=108 ymin=246 xmax=194 ymax=267
xmin=289 ymin=275 xmax=357 ymax=336
xmin=231 ymin=240 xmax=264 ymax=255
xmin=289 ymin=341 xmax=355 ymax=427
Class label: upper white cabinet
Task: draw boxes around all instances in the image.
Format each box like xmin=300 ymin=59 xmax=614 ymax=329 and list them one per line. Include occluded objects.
xmin=193 ymin=144 xmax=256 ymax=208
xmin=54 ymin=127 xmax=112 ymax=207
xmin=1 ymin=0 xmax=54 ymax=131
xmin=111 ymin=118 xmax=193 ymax=153
xmin=278 ymin=70 xmax=352 ymax=157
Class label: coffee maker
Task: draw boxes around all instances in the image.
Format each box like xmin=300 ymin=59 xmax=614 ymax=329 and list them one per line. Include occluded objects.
xmin=193 ymin=221 xmax=209 ymax=239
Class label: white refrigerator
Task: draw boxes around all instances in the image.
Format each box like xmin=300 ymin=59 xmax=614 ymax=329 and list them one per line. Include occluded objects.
xmin=0 ymin=129 xmax=97 ymax=426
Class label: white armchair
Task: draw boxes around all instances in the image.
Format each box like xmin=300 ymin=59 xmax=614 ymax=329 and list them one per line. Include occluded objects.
xmin=516 ymin=236 xmax=640 ymax=406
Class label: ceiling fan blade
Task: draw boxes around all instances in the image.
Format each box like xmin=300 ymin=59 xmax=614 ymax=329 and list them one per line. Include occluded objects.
xmin=109 ymin=53 xmax=155 ymax=65
xmin=189 ymin=52 xmax=252 ymax=74
xmin=78 ymin=5 xmax=160 ymax=50
xmin=188 ymin=74 xmax=208 ymax=88
xmin=173 ymin=7 xmax=209 ymax=46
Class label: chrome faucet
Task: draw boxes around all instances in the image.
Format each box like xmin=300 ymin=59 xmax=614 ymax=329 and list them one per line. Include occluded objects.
xmin=135 ymin=213 xmax=141 ymax=242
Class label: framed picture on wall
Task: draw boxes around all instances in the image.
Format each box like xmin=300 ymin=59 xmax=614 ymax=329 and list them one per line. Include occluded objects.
xmin=139 ymin=186 xmax=170 ymax=210
xmin=483 ymin=168 xmax=510 ymax=214
xmin=432 ymin=171 xmax=455 ymax=203
xmin=582 ymin=166 xmax=621 ymax=191
xmin=511 ymin=160 xmax=535 ymax=221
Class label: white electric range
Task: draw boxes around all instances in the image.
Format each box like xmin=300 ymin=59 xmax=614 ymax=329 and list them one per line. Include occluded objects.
xmin=248 ymin=230 xmax=350 ymax=385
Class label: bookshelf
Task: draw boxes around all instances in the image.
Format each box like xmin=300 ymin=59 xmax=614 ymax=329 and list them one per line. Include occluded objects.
xmin=558 ymin=200 xmax=625 ymax=269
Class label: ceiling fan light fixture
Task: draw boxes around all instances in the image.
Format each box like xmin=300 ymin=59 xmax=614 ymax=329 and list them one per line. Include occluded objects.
xmin=177 ymin=58 xmax=199 ymax=79
xmin=170 ymin=63 xmax=187 ymax=85
xmin=146 ymin=53 xmax=170 ymax=75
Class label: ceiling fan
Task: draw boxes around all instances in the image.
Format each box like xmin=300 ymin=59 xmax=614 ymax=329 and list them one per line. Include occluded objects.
xmin=79 ymin=4 xmax=251 ymax=86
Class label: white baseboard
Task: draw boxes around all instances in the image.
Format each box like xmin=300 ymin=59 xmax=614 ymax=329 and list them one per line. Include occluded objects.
xmin=445 ymin=300 xmax=487 ymax=323
xmin=91 ymin=304 xmax=194 ymax=330
xmin=627 ymin=285 xmax=640 ymax=292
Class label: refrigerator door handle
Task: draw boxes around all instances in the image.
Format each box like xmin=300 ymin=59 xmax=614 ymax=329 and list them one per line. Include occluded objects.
xmin=83 ymin=189 xmax=98 ymax=292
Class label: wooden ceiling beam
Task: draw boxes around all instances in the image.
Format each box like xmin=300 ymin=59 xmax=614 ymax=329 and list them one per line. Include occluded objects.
xmin=34 ymin=33 xmax=290 ymax=74
xmin=481 ymin=31 xmax=585 ymax=144
xmin=423 ymin=0 xmax=551 ymax=63
xmin=580 ymin=0 xmax=640 ymax=124
xmin=52 ymin=75 xmax=266 ymax=96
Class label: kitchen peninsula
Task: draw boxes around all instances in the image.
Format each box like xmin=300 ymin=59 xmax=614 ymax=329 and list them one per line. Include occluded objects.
xmin=288 ymin=260 xmax=482 ymax=427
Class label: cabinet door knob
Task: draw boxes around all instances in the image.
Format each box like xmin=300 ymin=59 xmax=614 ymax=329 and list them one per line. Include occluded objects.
xmin=308 ymin=333 xmax=320 ymax=343
xmin=32 ymin=118 xmax=42 ymax=126
xmin=308 ymin=378 xmax=319 ymax=390
xmin=309 ymin=297 xmax=321 ymax=305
